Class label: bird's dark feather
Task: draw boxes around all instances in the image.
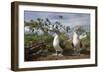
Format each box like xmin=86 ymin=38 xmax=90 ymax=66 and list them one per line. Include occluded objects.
xmin=72 ymin=42 xmax=74 ymax=47
xmin=59 ymin=39 xmax=65 ymax=49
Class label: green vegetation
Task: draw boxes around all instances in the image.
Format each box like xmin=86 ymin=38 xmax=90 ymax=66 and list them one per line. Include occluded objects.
xmin=59 ymin=32 xmax=73 ymax=50
xmin=24 ymin=16 xmax=90 ymax=53
xmin=24 ymin=16 xmax=70 ymax=48
xmin=81 ymin=32 xmax=90 ymax=49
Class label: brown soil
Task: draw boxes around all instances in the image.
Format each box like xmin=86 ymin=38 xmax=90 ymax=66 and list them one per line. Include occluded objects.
xmin=36 ymin=54 xmax=90 ymax=61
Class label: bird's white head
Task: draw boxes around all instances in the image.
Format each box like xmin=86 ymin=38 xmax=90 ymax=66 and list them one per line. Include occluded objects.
xmin=73 ymin=31 xmax=77 ymax=35
xmin=73 ymin=31 xmax=79 ymax=38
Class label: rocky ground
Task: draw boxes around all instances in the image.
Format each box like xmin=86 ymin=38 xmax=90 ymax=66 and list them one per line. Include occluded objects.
xmin=25 ymin=48 xmax=90 ymax=61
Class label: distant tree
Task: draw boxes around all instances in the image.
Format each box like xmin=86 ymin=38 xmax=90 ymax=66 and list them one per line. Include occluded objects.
xmin=59 ymin=15 xmax=63 ymax=19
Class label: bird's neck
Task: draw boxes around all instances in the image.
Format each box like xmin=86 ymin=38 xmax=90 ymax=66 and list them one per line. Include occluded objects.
xmin=55 ymin=34 xmax=59 ymax=39
xmin=54 ymin=34 xmax=59 ymax=42
xmin=73 ymin=32 xmax=79 ymax=39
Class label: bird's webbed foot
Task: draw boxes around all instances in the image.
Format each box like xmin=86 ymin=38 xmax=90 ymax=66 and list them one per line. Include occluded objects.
xmin=58 ymin=54 xmax=63 ymax=56
xmin=57 ymin=51 xmax=63 ymax=56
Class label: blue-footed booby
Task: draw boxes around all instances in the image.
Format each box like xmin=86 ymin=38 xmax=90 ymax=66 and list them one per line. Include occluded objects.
xmin=72 ymin=31 xmax=87 ymax=56
xmin=53 ymin=32 xmax=63 ymax=56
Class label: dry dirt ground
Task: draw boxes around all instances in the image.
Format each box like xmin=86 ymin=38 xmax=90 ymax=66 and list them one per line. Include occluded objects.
xmin=36 ymin=54 xmax=90 ymax=61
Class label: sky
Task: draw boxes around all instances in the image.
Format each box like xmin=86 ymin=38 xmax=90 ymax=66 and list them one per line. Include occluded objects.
xmin=24 ymin=11 xmax=90 ymax=28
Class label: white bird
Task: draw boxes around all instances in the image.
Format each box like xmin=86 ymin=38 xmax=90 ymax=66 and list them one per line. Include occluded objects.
xmin=53 ymin=33 xmax=63 ymax=56
xmin=72 ymin=31 xmax=82 ymax=55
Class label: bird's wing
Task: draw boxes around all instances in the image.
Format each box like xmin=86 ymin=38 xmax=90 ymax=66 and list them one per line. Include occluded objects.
xmin=71 ymin=42 xmax=74 ymax=47
xmin=80 ymin=41 xmax=82 ymax=48
xmin=79 ymin=34 xmax=87 ymax=39
xmin=59 ymin=39 xmax=65 ymax=49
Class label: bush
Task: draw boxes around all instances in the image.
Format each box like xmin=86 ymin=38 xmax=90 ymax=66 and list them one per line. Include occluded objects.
xmin=59 ymin=32 xmax=73 ymax=50
xmin=81 ymin=32 xmax=90 ymax=49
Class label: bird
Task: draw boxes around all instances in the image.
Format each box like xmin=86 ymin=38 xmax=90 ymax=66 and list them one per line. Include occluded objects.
xmin=53 ymin=32 xmax=63 ymax=56
xmin=72 ymin=31 xmax=82 ymax=56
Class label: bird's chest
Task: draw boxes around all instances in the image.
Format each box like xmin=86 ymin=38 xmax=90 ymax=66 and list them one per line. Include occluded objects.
xmin=53 ymin=38 xmax=59 ymax=46
xmin=73 ymin=35 xmax=79 ymax=46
